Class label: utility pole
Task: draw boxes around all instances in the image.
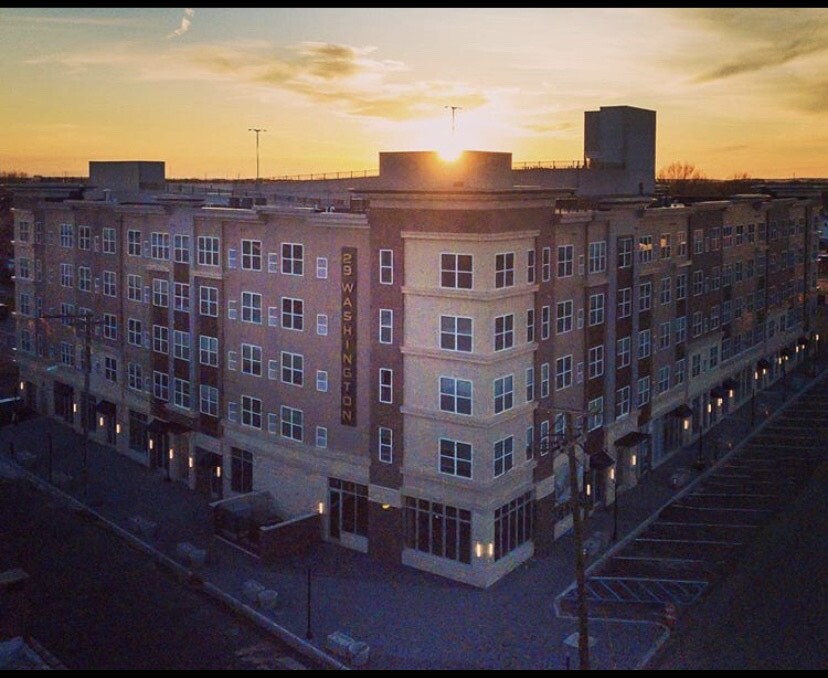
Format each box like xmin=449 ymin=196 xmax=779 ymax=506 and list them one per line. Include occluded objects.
xmin=248 ymin=128 xmax=267 ymax=184
xmin=444 ymin=105 xmax=462 ymax=134
xmin=41 ymin=310 xmax=103 ymax=504
xmin=565 ymin=411 xmax=591 ymax=670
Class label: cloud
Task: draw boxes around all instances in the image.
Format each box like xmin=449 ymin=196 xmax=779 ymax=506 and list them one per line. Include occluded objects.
xmin=675 ymin=8 xmax=828 ymax=83
xmin=168 ymin=8 xmax=194 ymax=38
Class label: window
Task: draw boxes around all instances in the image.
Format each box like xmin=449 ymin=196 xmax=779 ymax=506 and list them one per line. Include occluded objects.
xmin=379 ymin=249 xmax=394 ymax=284
xmin=60 ymin=223 xmax=74 ymax=248
xmin=127 ymin=318 xmax=143 ymax=346
xmin=313 ymin=426 xmax=328 ymax=449
xmin=378 ymin=427 xmax=393 ymax=463
xmin=379 ymin=368 xmax=393 ymax=403
xmin=542 ymin=246 xmax=551 ymax=281
xmin=280 ymin=405 xmax=303 ymax=441
xmin=617 ymin=336 xmax=631 ymax=369
xmin=618 ymin=236 xmax=633 ymax=268
xmin=173 ymin=378 xmax=191 ymax=409
xmin=659 ymin=321 xmax=671 ymax=350
xmin=241 ymin=395 xmax=262 ymax=429
xmin=242 ymin=291 xmax=263 ymax=324
xmin=199 ymin=286 xmax=218 ymax=317
xmin=150 ymin=232 xmax=170 ymax=260
xmin=495 ymin=252 xmax=515 ymax=288
xmin=317 ymin=313 xmax=328 ymax=336
xmin=173 ymin=282 xmax=190 ymax=312
xmin=440 ymin=315 xmax=472 ymax=352
xmin=526 ymin=366 xmax=534 ymax=402
xmin=77 ymin=266 xmax=91 ymax=292
xmin=153 ymin=371 xmax=169 ymax=401
xmin=440 ymin=253 xmax=473 ymax=289
xmin=241 ymin=344 xmax=263 ymax=376
xmin=638 ymin=281 xmax=652 ymax=312
xmin=100 ymin=270 xmax=116 ymax=297
xmin=17 ymin=258 xmax=30 ymax=280
xmin=60 ymin=263 xmax=74 ymax=287
xmin=541 ymin=305 xmax=551 ymax=339
xmin=439 ymin=439 xmax=472 ymax=478
xmin=588 ymin=396 xmax=604 ymax=431
xmin=692 ymin=311 xmax=703 ymax=338
xmin=18 ymin=293 xmax=30 ymax=317
xmin=556 ymin=300 xmax=573 ymax=334
xmin=588 ymin=293 xmax=605 ymax=326
xmin=638 ymin=329 xmax=651 ymax=359
xmin=493 ymin=375 xmax=513 ymax=413
xmin=199 ymin=335 xmax=218 ymax=366
xmin=316 ymin=370 xmax=328 ymax=392
xmin=440 ymin=377 xmax=472 ymax=415
xmin=231 ymin=448 xmax=253 ymax=493
xmin=660 ymin=276 xmax=672 ymax=305
xmin=557 ymin=245 xmax=573 ymax=277
xmin=104 ymin=356 xmax=118 ymax=383
xmin=709 ymin=344 xmax=719 ymax=369
xmin=615 ymin=386 xmax=630 ymax=420
xmin=280 ymin=297 xmax=303 ymax=330
xmin=281 ymin=243 xmax=304 ymax=275
xmin=102 ymin=227 xmax=116 ymax=254
xmin=494 ymin=492 xmax=534 ymax=561
xmin=127 ymin=274 xmax=142 ymax=302
xmin=658 ymin=366 xmax=670 ymax=394
xmin=403 ymin=496 xmax=471 ymax=564
xmin=493 ymin=436 xmax=514 ymax=477
xmin=638 ymin=235 xmax=653 ymax=263
xmin=637 ymin=376 xmax=651 ymax=407
xmin=128 ymin=230 xmax=142 ymax=257
xmin=316 ymin=257 xmax=328 ymax=279
xmin=675 ymin=358 xmax=686 ymax=385
xmin=659 ymin=233 xmax=671 ymax=259
xmin=675 ymin=316 xmax=687 ymax=344
xmin=555 ymin=355 xmax=572 ymax=390
xmin=200 ymin=385 xmax=219 ymax=417
xmin=692 ymin=270 xmax=704 ymax=296
xmin=128 ymin=363 xmax=143 ymax=391
xmin=59 ymin=341 xmax=75 ymax=367
xmin=153 ymin=325 xmax=169 ymax=354
xmin=541 ymin=362 xmax=550 ymax=398
xmin=281 ymin=351 xmax=303 ymax=386
xmin=588 ymin=345 xmax=604 ymax=379
xmin=617 ymin=287 xmax=631 ymax=319
xmin=197 ymin=236 xmax=220 ymax=266
xmin=173 ymin=234 xmax=190 ymax=263
xmin=152 ymin=279 xmax=169 ymax=307
xmin=526 ymin=308 xmax=535 ymax=342
xmin=527 ymin=250 xmax=536 ymax=284
xmin=103 ymin=313 xmax=118 ymax=340
xmin=17 ymin=220 xmax=31 ymax=243
xmin=693 ymin=228 xmax=704 ymax=254
xmin=677 ymin=231 xmax=688 ymax=257
xmin=241 ymin=239 xmax=262 ymax=270
xmin=676 ymin=273 xmax=687 ymax=300
xmin=494 ymin=314 xmax=514 ymax=351
xmin=588 ymin=241 xmax=606 ymax=273
xmin=379 ymin=308 xmax=393 ymax=344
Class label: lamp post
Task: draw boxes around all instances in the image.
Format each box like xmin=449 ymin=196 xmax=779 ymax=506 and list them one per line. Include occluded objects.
xmin=248 ymin=127 xmax=267 ymax=185
xmin=611 ymin=466 xmax=619 ymax=542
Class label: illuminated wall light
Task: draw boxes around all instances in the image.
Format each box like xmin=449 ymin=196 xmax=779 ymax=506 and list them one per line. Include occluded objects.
xmin=707 ymin=402 xmax=712 ymax=414
xmin=816 ymin=333 xmax=820 ymax=342
xmin=475 ymin=542 xmax=484 ymax=558
xmin=682 ymin=419 xmax=690 ymax=431
xmin=728 ymin=389 xmax=734 ymax=399
xmin=99 ymin=416 xmax=104 ymax=427
xmin=168 ymin=447 xmax=174 ymax=460
xmin=487 ymin=543 xmax=494 ymax=558
xmin=148 ymin=438 xmax=154 ymax=450
xmin=716 ymin=397 xmax=723 ymax=408
xmin=188 ymin=456 xmax=194 ymax=469
xmin=610 ymin=468 xmax=615 ymax=481
xmin=586 ymin=483 xmax=592 ymax=497
xmin=216 ymin=466 xmax=222 ymax=478
xmin=317 ymin=501 xmax=324 ymax=514
xmin=754 ymin=371 xmax=759 ymax=380
xmin=631 ymin=453 xmax=637 ymax=467
xmin=19 ymin=381 xmax=24 ymax=391
xmin=72 ymin=402 xmax=78 ymax=413
xmin=381 ymin=503 xmax=391 ymax=510
xmin=116 ymin=423 xmax=121 ymax=434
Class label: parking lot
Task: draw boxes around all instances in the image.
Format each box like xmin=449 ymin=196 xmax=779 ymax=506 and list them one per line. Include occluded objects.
xmin=557 ymin=377 xmax=828 ymax=624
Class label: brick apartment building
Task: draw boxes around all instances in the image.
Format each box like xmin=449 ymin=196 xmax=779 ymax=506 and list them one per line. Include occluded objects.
xmin=11 ymin=145 xmax=820 ymax=587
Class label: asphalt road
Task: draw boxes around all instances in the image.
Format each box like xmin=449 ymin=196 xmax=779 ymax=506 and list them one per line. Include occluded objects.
xmin=646 ymin=459 xmax=828 ymax=670
xmin=0 ymin=475 xmax=323 ymax=670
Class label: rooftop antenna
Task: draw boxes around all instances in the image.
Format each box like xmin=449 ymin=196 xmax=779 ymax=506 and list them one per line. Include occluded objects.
xmin=248 ymin=128 xmax=267 ymax=183
xmin=444 ymin=105 xmax=462 ymax=134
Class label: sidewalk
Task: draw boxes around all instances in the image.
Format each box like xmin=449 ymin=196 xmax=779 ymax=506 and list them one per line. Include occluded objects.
xmin=0 ymin=355 xmax=824 ymax=670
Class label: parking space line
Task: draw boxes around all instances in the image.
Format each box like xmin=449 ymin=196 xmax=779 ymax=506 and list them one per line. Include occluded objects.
xmin=652 ymin=521 xmax=758 ymax=529
xmin=634 ymin=537 xmax=743 ymax=546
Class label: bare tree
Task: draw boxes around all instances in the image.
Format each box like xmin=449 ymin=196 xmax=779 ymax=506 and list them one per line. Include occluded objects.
xmin=656 ymin=161 xmax=707 ymax=182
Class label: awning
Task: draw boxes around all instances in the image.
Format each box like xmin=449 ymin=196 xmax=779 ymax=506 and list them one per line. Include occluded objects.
xmin=95 ymin=399 xmax=116 ymax=416
xmin=147 ymin=418 xmax=192 ymax=435
xmin=710 ymin=386 xmax=727 ymax=399
xmin=670 ymin=404 xmax=694 ymax=419
xmin=780 ymin=347 xmax=793 ymax=359
xmin=722 ymin=378 xmax=738 ymax=392
xmin=589 ymin=450 xmax=615 ymax=471
xmin=797 ymin=335 xmax=809 ymax=348
xmin=615 ymin=431 xmax=651 ymax=448
xmin=757 ymin=358 xmax=771 ymax=371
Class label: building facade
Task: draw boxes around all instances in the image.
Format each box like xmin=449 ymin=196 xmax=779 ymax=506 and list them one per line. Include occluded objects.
xmin=12 ymin=152 xmax=820 ymax=587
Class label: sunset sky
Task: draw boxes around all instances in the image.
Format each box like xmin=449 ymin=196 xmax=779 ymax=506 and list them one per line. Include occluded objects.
xmin=1 ymin=7 xmax=827 ymax=180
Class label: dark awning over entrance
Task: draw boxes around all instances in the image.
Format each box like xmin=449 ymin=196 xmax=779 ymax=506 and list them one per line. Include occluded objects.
xmin=589 ymin=450 xmax=615 ymax=471
xmin=757 ymin=358 xmax=771 ymax=371
xmin=670 ymin=404 xmax=694 ymax=419
xmin=95 ymin=399 xmax=116 ymax=416
xmin=615 ymin=431 xmax=650 ymax=448
xmin=780 ymin=347 xmax=793 ymax=359
xmin=147 ymin=418 xmax=192 ymax=435
xmin=722 ymin=378 xmax=737 ymax=392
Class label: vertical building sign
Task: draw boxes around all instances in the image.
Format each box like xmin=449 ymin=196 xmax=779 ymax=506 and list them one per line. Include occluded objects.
xmin=341 ymin=247 xmax=357 ymax=425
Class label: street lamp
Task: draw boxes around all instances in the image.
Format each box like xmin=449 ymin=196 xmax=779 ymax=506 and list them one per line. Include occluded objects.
xmin=610 ymin=467 xmax=619 ymax=542
xmin=248 ymin=127 xmax=267 ymax=185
